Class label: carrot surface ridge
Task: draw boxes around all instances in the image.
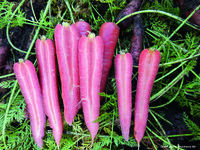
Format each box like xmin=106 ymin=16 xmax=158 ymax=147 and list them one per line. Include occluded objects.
xmin=13 ymin=59 xmax=46 ymax=149
xmin=115 ymin=53 xmax=133 ymax=141
xmin=54 ymin=23 xmax=80 ymax=126
xmin=35 ymin=36 xmax=63 ymax=146
xmin=134 ymin=48 xmax=161 ymax=144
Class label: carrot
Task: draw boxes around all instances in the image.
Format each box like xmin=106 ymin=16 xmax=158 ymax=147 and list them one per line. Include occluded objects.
xmin=115 ymin=0 xmax=142 ymax=29
xmin=13 ymin=59 xmax=46 ymax=149
xmin=130 ymin=14 xmax=144 ymax=66
xmin=75 ymin=20 xmax=91 ymax=36
xmin=0 ymin=38 xmax=9 ymax=70
xmin=78 ymin=33 xmax=104 ymax=140
xmin=54 ymin=22 xmax=80 ymax=126
xmin=115 ymin=52 xmax=133 ymax=141
xmin=99 ymin=22 xmax=119 ymax=95
xmin=35 ymin=36 xmax=63 ymax=146
xmin=134 ymin=48 xmax=161 ymax=144
xmin=178 ymin=0 xmax=200 ymax=26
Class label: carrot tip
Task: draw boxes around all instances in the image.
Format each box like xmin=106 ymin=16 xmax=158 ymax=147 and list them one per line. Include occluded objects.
xmin=138 ymin=142 xmax=140 ymax=150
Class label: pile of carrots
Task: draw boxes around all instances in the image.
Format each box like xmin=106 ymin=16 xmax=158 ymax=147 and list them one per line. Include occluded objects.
xmin=13 ymin=20 xmax=161 ymax=149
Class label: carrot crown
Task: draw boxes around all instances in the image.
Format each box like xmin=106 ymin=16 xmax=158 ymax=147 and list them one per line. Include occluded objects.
xmin=19 ymin=59 xmax=24 ymax=63
xmin=88 ymin=32 xmax=95 ymax=38
xmin=148 ymin=48 xmax=157 ymax=54
xmin=62 ymin=22 xmax=70 ymax=27
xmin=41 ymin=35 xmax=46 ymax=40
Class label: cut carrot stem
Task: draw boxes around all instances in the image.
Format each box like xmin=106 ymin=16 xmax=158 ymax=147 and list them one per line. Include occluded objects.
xmin=134 ymin=48 xmax=161 ymax=144
xmin=115 ymin=53 xmax=133 ymax=141
xmin=78 ymin=33 xmax=104 ymax=141
xmin=35 ymin=36 xmax=63 ymax=146
xmin=13 ymin=59 xmax=46 ymax=149
xmin=54 ymin=23 xmax=80 ymax=125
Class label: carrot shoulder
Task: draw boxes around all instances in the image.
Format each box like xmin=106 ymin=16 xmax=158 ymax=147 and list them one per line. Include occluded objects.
xmin=75 ymin=20 xmax=91 ymax=36
xmin=134 ymin=48 xmax=161 ymax=144
xmin=78 ymin=33 xmax=104 ymax=140
xmin=35 ymin=36 xmax=63 ymax=146
xmin=54 ymin=23 xmax=80 ymax=125
xmin=13 ymin=59 xmax=46 ymax=149
xmin=115 ymin=53 xmax=133 ymax=141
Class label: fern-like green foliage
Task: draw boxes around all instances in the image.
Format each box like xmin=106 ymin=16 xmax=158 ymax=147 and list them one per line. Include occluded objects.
xmin=0 ymin=80 xmax=16 ymax=89
xmin=0 ymin=0 xmax=26 ymax=29
xmin=183 ymin=112 xmax=200 ymax=141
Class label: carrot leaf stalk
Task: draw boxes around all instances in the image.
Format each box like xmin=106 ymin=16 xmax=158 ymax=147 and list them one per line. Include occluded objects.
xmin=35 ymin=36 xmax=63 ymax=147
xmin=54 ymin=22 xmax=80 ymax=126
xmin=115 ymin=53 xmax=133 ymax=141
xmin=13 ymin=59 xmax=46 ymax=149
xmin=78 ymin=32 xmax=104 ymax=141
xmin=134 ymin=48 xmax=161 ymax=144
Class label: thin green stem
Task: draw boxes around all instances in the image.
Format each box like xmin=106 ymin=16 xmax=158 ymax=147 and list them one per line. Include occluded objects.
xmin=65 ymin=0 xmax=75 ymax=23
xmin=158 ymin=5 xmax=200 ymax=50
xmin=24 ymin=0 xmax=52 ymax=60
xmin=0 ymin=73 xmax=15 ymax=79
xmin=116 ymin=9 xmax=200 ymax=30
xmin=159 ymin=53 xmax=200 ymax=67
xmin=2 ymin=81 xmax=18 ymax=149
xmin=30 ymin=0 xmax=38 ymax=22
xmin=190 ymin=70 xmax=200 ymax=80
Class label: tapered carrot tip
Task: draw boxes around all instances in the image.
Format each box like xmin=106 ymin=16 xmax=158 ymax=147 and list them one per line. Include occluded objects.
xmin=123 ymin=132 xmax=129 ymax=141
xmin=138 ymin=142 xmax=140 ymax=150
xmin=35 ymin=138 xmax=43 ymax=149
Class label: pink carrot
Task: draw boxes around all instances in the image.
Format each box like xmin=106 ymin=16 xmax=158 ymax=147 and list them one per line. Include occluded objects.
xmin=78 ymin=33 xmax=104 ymax=140
xmin=115 ymin=53 xmax=133 ymax=141
xmin=54 ymin=22 xmax=80 ymax=126
xmin=75 ymin=20 xmax=91 ymax=36
xmin=13 ymin=59 xmax=46 ymax=149
xmin=134 ymin=48 xmax=161 ymax=144
xmin=99 ymin=22 xmax=119 ymax=94
xmin=35 ymin=36 xmax=63 ymax=146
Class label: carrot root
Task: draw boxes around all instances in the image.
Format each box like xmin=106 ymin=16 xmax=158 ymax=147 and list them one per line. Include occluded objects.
xmin=115 ymin=53 xmax=133 ymax=141
xmin=14 ymin=59 xmax=46 ymax=149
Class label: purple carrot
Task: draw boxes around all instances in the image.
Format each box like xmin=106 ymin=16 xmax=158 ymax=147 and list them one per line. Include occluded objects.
xmin=134 ymin=48 xmax=161 ymax=144
xmin=75 ymin=20 xmax=91 ymax=36
xmin=78 ymin=33 xmax=104 ymax=140
xmin=0 ymin=38 xmax=9 ymax=69
xmin=115 ymin=52 xmax=133 ymax=141
xmin=130 ymin=14 xmax=144 ymax=66
xmin=54 ymin=22 xmax=80 ymax=126
xmin=115 ymin=0 xmax=142 ymax=29
xmin=178 ymin=0 xmax=200 ymax=26
xmin=13 ymin=59 xmax=46 ymax=149
xmin=35 ymin=36 xmax=63 ymax=146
